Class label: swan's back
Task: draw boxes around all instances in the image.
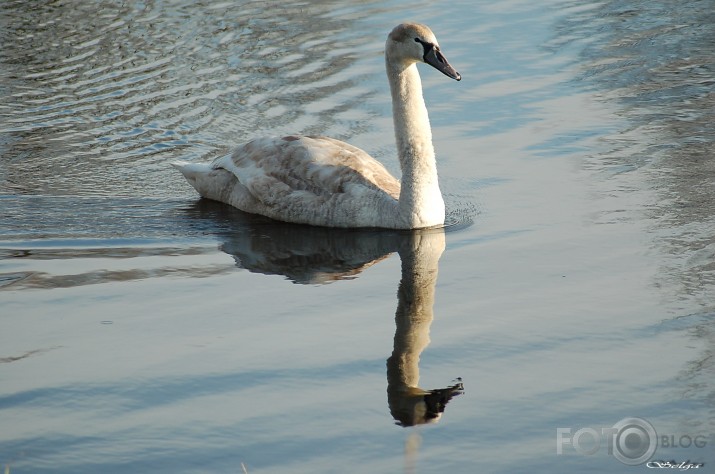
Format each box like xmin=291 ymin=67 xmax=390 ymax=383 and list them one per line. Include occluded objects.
xmin=174 ymin=135 xmax=403 ymax=228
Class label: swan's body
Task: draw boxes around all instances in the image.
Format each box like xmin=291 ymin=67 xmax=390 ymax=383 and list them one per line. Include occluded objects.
xmin=173 ymin=23 xmax=460 ymax=229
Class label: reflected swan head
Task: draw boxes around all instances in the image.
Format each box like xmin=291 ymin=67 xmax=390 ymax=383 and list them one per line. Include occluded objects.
xmin=389 ymin=382 xmax=464 ymax=427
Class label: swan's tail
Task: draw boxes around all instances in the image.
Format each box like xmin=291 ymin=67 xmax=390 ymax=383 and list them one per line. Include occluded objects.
xmin=171 ymin=160 xmax=212 ymax=181
xmin=171 ymin=160 xmax=237 ymax=202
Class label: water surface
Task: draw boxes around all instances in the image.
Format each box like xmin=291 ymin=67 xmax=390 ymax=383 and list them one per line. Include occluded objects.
xmin=1 ymin=0 xmax=714 ymax=473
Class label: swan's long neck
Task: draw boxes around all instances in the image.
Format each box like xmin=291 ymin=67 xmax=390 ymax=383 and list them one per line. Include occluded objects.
xmin=387 ymin=60 xmax=445 ymax=228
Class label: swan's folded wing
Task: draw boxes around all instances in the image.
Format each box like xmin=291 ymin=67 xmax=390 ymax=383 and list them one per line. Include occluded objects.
xmin=213 ymin=136 xmax=400 ymax=205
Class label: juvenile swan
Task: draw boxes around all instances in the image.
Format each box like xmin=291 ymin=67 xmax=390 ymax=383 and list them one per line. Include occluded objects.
xmin=173 ymin=23 xmax=461 ymax=229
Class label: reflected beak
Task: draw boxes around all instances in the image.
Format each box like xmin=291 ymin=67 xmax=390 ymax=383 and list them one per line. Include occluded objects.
xmin=423 ymin=44 xmax=461 ymax=81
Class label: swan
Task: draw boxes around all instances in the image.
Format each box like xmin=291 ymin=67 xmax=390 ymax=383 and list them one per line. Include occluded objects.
xmin=173 ymin=23 xmax=461 ymax=229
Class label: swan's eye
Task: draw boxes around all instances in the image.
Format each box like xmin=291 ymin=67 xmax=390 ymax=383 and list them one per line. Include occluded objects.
xmin=414 ymin=38 xmax=435 ymax=61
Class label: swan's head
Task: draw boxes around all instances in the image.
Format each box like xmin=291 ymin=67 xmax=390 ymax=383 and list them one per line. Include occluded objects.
xmin=386 ymin=22 xmax=461 ymax=81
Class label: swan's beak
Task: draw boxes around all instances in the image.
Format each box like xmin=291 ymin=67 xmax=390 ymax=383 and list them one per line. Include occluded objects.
xmin=424 ymin=45 xmax=461 ymax=81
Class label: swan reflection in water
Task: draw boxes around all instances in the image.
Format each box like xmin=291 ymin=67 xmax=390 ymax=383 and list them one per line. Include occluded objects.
xmin=186 ymin=199 xmax=464 ymax=425
xmin=387 ymin=230 xmax=464 ymax=427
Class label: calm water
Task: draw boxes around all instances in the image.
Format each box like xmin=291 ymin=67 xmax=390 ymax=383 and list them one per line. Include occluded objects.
xmin=1 ymin=0 xmax=714 ymax=473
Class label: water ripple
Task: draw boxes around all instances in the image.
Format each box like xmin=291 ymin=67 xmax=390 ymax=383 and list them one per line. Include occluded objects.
xmin=0 ymin=1 xmax=387 ymax=197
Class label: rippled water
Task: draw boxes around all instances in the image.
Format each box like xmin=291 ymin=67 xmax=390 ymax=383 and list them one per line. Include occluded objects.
xmin=1 ymin=0 xmax=714 ymax=473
